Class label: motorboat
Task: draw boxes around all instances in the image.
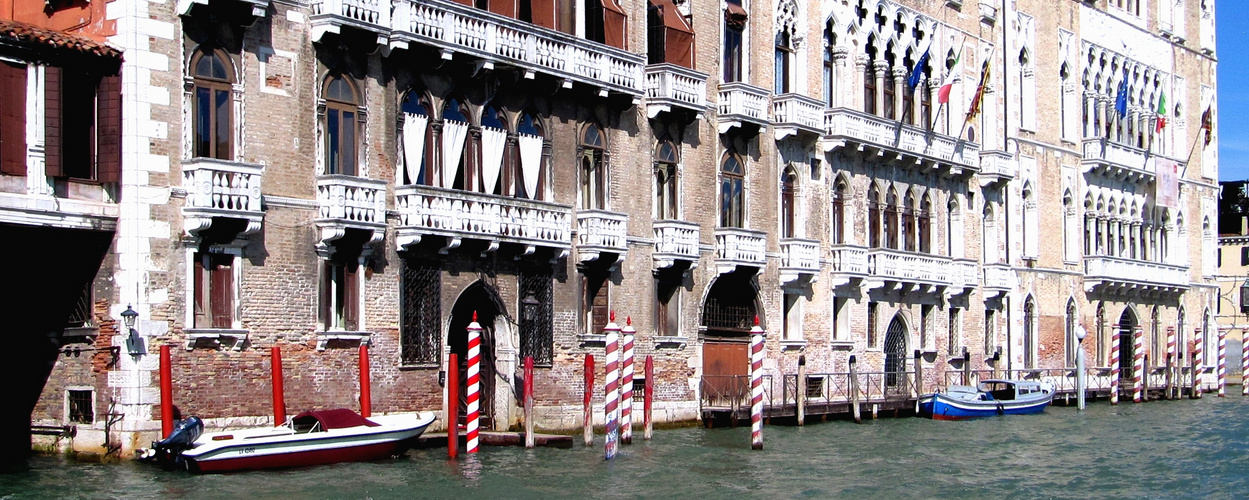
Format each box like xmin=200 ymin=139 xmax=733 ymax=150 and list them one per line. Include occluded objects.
xmin=919 ymin=379 xmax=1054 ymax=420
xmin=143 ymin=408 xmax=436 ymax=473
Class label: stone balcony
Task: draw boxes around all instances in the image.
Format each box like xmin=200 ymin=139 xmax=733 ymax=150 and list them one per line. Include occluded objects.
xmin=1081 ymin=138 xmax=1154 ymax=183
xmin=576 ymin=209 xmax=628 ymax=265
xmin=714 ymin=227 xmax=766 ymax=274
xmin=1083 ymin=255 xmax=1189 ymax=295
xmin=310 ymin=0 xmax=392 ymax=45
xmin=181 ymin=158 xmax=264 ymax=237
xmin=645 ymin=63 xmax=709 ymax=119
xmin=982 ymin=263 xmax=1017 ymax=297
xmin=772 ymin=93 xmax=824 ymax=140
xmin=865 ymin=248 xmax=956 ymax=293
xmin=653 ymin=219 xmax=700 ymax=270
xmin=395 ymin=184 xmax=571 ymax=257
xmin=978 ymin=150 xmax=1017 ymax=187
xmin=315 ymin=175 xmax=388 ymax=252
xmin=717 ymin=82 xmax=770 ymax=133
xmin=388 ymin=0 xmax=644 ymax=98
xmin=829 ymin=244 xmax=870 ymax=286
xmin=779 ymin=238 xmax=820 ymax=284
xmin=951 ymin=259 xmax=979 ymax=293
xmin=822 ymin=108 xmax=979 ymax=174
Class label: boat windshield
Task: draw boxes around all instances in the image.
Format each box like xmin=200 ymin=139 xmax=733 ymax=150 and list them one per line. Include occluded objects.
xmin=977 ymin=381 xmax=1016 ymax=401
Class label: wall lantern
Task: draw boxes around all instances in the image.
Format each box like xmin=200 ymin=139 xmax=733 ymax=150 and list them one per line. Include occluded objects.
xmin=521 ymin=294 xmax=540 ymax=323
xmin=121 ymin=305 xmax=146 ymax=356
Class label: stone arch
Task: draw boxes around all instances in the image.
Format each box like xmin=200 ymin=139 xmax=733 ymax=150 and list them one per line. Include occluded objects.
xmin=1117 ymin=305 xmax=1140 ymax=376
xmin=884 ymin=313 xmax=909 ymax=388
xmin=447 ymin=280 xmax=510 ymax=430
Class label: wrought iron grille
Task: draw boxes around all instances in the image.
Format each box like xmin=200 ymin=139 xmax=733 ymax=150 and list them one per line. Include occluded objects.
xmin=67 ymin=390 xmax=93 ymax=424
xmin=66 ymin=282 xmax=92 ymax=328
xmin=519 ymin=271 xmax=553 ymax=366
xmin=401 ymin=261 xmax=441 ymax=366
xmin=701 ymin=296 xmax=755 ymax=332
xmin=884 ymin=319 xmax=907 ymax=387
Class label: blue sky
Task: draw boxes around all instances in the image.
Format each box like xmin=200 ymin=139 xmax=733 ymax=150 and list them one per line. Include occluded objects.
xmin=1219 ymin=2 xmax=1249 ymax=181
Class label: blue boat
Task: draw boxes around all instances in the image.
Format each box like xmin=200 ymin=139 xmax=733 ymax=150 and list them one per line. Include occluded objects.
xmin=919 ymin=379 xmax=1054 ymax=420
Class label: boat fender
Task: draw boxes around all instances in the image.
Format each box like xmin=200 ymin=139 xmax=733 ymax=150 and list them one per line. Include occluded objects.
xmin=995 ymin=402 xmax=1005 ymax=415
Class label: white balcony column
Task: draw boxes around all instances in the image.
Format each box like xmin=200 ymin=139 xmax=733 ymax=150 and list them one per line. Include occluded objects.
xmin=873 ymin=60 xmax=888 ymax=117
xmin=891 ymin=67 xmax=906 ymax=121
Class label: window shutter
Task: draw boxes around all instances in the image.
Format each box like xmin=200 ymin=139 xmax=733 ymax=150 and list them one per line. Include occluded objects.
xmin=44 ymin=66 xmax=62 ymax=177
xmin=0 ymin=62 xmax=27 ymax=176
xmin=193 ymin=253 xmax=207 ymax=328
xmin=210 ymin=254 xmax=234 ymax=329
xmin=96 ymin=75 xmax=122 ymax=183
xmin=320 ymin=262 xmax=332 ymax=330
xmin=344 ymin=262 xmax=359 ymax=331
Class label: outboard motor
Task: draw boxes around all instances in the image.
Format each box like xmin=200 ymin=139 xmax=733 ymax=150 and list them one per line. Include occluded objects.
xmin=147 ymin=416 xmax=203 ymax=469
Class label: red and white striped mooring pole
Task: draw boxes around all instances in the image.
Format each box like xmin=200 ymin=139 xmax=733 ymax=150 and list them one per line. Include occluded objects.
xmin=1194 ymin=333 xmax=1204 ymax=397
xmin=750 ymin=315 xmax=766 ymax=450
xmin=466 ymin=312 xmax=482 ymax=454
xmin=1109 ymin=327 xmax=1120 ymax=405
xmin=1217 ymin=327 xmax=1227 ymax=397
xmin=620 ymin=317 xmax=636 ymax=445
xmin=1242 ymin=334 xmax=1249 ymax=397
xmin=1132 ymin=326 xmax=1144 ymax=403
xmin=603 ymin=312 xmax=621 ymax=460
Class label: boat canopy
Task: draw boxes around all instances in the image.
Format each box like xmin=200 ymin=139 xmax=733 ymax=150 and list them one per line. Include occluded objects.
xmin=291 ymin=409 xmax=380 ymax=430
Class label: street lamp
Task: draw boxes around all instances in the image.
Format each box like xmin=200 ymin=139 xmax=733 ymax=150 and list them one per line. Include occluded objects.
xmin=121 ymin=305 xmax=146 ymax=356
xmin=1075 ymin=324 xmax=1087 ymax=410
xmin=521 ymin=294 xmax=539 ymax=323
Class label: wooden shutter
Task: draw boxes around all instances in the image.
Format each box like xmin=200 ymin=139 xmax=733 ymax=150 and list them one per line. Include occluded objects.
xmin=530 ymin=0 xmax=558 ymax=29
xmin=193 ymin=253 xmax=207 ymax=328
xmin=96 ymin=75 xmax=121 ymax=183
xmin=210 ymin=254 xmax=234 ymax=328
xmin=344 ymin=262 xmax=360 ymax=331
xmin=44 ymin=66 xmax=62 ymax=177
xmin=0 ymin=62 xmax=26 ymax=176
xmin=587 ymin=274 xmax=609 ymax=334
xmin=320 ymin=261 xmax=332 ymax=330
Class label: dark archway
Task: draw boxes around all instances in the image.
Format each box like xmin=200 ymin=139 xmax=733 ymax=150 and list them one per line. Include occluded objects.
xmin=1118 ymin=308 xmax=1137 ymax=377
xmin=448 ymin=281 xmax=502 ymax=429
xmin=884 ymin=315 xmax=908 ymax=388
xmin=700 ymin=270 xmax=759 ymax=407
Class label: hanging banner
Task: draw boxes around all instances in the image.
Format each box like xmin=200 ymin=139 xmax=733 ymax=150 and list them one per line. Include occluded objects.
xmin=1155 ymin=157 xmax=1179 ymax=208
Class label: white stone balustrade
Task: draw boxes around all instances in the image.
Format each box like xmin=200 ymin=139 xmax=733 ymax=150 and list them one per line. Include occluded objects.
xmin=982 ymin=263 xmax=1017 ymax=293
xmin=951 ymin=259 xmax=979 ymax=290
xmin=645 ymin=63 xmax=709 ymax=117
xmin=181 ymin=158 xmax=264 ymax=237
xmin=867 ymin=249 xmax=954 ymax=286
xmin=717 ymin=82 xmax=770 ymax=132
xmin=576 ymin=209 xmax=628 ymax=263
xmin=780 ymin=238 xmax=820 ymax=283
xmin=316 ymin=175 xmax=387 ymax=224
xmin=310 ymin=0 xmax=390 ymax=41
xmin=1081 ymin=138 xmax=1154 ymax=182
xmin=653 ymin=219 xmax=700 ymax=269
xmin=772 ymin=93 xmax=824 ymax=139
xmin=823 ymin=108 xmax=979 ymax=169
xmin=715 ymin=227 xmax=767 ymax=273
xmin=395 ymin=184 xmax=571 ymax=252
xmin=979 ymin=150 xmax=1017 ymax=184
xmin=1084 ymin=255 xmax=1190 ymax=292
xmin=390 ymin=0 xmax=643 ymax=96
xmin=830 ymin=245 xmax=869 ymax=276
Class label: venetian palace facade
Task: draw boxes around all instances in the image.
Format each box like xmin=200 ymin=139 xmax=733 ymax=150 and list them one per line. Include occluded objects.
xmin=2 ymin=0 xmax=1218 ymax=459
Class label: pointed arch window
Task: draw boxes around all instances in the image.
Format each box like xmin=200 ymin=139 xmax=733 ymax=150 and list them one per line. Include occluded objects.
xmin=720 ymin=153 xmax=745 ymax=228
xmin=655 ymin=140 xmax=679 ymax=220
xmin=441 ymin=99 xmax=470 ymax=189
xmin=400 ymin=91 xmax=431 ymax=186
xmin=919 ymin=193 xmax=932 ymax=253
xmin=823 ymin=18 xmax=837 ymax=106
xmin=903 ymin=190 xmax=916 ymax=251
xmin=192 ymin=49 xmax=234 ymax=160
xmin=480 ymin=106 xmax=507 ymax=195
xmin=580 ymin=123 xmax=606 ymax=210
xmin=1023 ymin=297 xmax=1036 ymax=369
xmin=781 ymin=168 xmax=798 ymax=238
xmin=869 ymin=183 xmax=882 ymax=248
xmin=885 ymin=188 xmax=899 ymax=249
xmin=831 ymin=178 xmax=846 ymax=245
xmin=324 ymin=75 xmax=360 ymax=176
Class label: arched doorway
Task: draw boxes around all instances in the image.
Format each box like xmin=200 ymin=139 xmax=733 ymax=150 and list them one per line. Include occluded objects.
xmin=1118 ymin=308 xmax=1137 ymax=383
xmin=884 ymin=315 xmax=908 ymax=389
xmin=700 ymin=270 xmax=758 ymax=407
xmin=448 ymin=281 xmax=502 ymax=430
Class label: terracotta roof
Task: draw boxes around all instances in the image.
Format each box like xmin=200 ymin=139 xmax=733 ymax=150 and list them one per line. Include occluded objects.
xmin=0 ymin=19 xmax=121 ymax=60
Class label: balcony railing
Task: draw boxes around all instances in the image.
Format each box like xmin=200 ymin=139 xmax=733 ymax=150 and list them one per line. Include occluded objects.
xmin=717 ymin=82 xmax=770 ymax=133
xmin=830 ymin=244 xmax=869 ymax=277
xmin=867 ymin=248 xmax=954 ymax=288
xmin=317 ymin=175 xmax=387 ymax=225
xmin=653 ymin=219 xmax=700 ymax=269
xmin=715 ymin=227 xmax=766 ymax=273
xmin=772 ymin=93 xmax=824 ymax=139
xmin=823 ymin=108 xmax=979 ymax=171
xmin=395 ymin=184 xmax=571 ymax=254
xmin=982 ymin=263 xmax=1017 ymax=294
xmin=645 ymin=63 xmax=709 ymax=118
xmin=1083 ymin=255 xmax=1189 ymax=293
xmin=310 ymin=0 xmax=391 ymax=41
xmin=389 ymin=0 xmax=644 ymax=97
xmin=951 ymin=259 xmax=979 ymax=291
xmin=779 ymin=238 xmax=820 ymax=283
xmin=1081 ymin=138 xmax=1154 ymax=182
xmin=181 ymin=158 xmax=264 ymax=236
xmin=979 ymin=150 xmax=1017 ymax=185
xmin=576 ymin=209 xmax=628 ymax=263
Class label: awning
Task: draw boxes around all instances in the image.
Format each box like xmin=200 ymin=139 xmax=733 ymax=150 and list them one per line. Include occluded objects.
xmin=649 ymin=0 xmax=695 ymax=68
xmin=725 ymin=2 xmax=748 ymax=30
xmin=601 ymin=0 xmax=628 ymax=50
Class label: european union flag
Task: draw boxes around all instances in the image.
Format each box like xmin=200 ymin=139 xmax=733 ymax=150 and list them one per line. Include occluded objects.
xmin=908 ymin=49 xmax=930 ymax=91
xmin=1114 ymin=78 xmax=1128 ymax=118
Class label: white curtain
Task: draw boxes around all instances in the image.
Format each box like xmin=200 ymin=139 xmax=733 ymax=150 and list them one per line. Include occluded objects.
xmin=480 ymin=126 xmax=507 ymax=194
xmin=402 ymin=113 xmax=428 ymax=185
xmin=518 ymin=133 xmax=543 ymax=199
xmin=441 ymin=119 xmax=469 ymax=188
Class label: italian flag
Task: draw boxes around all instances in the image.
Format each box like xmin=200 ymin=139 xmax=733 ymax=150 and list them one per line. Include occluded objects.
xmin=1155 ymin=89 xmax=1168 ymax=134
xmin=937 ymin=51 xmax=961 ymax=104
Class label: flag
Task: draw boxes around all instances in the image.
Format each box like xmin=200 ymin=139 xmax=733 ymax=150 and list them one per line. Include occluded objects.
xmin=937 ymin=50 xmax=961 ymax=104
xmin=1202 ymin=105 xmax=1213 ymax=146
xmin=907 ymin=47 xmax=930 ymax=91
xmin=1114 ymin=78 xmax=1128 ymax=118
xmin=965 ymin=57 xmax=991 ymax=124
xmin=1155 ymin=89 xmax=1167 ymax=134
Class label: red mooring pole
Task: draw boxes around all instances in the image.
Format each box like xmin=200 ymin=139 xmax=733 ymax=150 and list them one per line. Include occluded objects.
xmin=583 ymin=353 xmax=594 ymax=446
xmin=644 ymin=355 xmax=654 ymax=441
xmin=524 ymin=355 xmax=535 ymax=448
xmin=448 ymin=353 xmax=459 ymax=459
xmin=271 ymin=346 xmax=286 ymax=426
xmin=359 ymin=343 xmax=371 ymax=418
xmin=159 ymin=344 xmax=173 ymax=438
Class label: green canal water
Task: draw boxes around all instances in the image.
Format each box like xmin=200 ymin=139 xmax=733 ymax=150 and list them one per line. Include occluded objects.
xmin=4 ymin=396 xmax=1248 ymax=499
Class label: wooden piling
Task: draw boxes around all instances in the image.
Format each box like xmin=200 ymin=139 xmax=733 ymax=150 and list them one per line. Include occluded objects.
xmin=849 ymin=355 xmax=861 ymax=424
xmin=1191 ymin=350 xmax=1201 ymax=399
xmin=448 ymin=353 xmax=459 ymax=459
xmin=621 ymin=318 xmax=635 ymax=445
xmin=524 ymin=356 xmax=534 ymax=448
xmin=159 ymin=344 xmax=173 ymax=438
xmin=583 ymin=354 xmax=594 ymax=446
xmin=914 ymin=349 xmax=924 ymax=400
xmin=644 ymin=355 xmax=653 ymax=441
xmin=796 ymin=355 xmax=806 ymax=426
xmin=962 ymin=348 xmax=971 ymax=386
xmin=359 ymin=344 xmax=371 ymax=418
xmin=271 ymin=346 xmax=285 ymax=426
xmin=604 ymin=313 xmax=621 ymax=460
xmin=1217 ymin=327 xmax=1227 ymax=397
xmin=749 ymin=317 xmax=765 ymax=450
xmin=1165 ymin=353 xmax=1173 ymax=400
